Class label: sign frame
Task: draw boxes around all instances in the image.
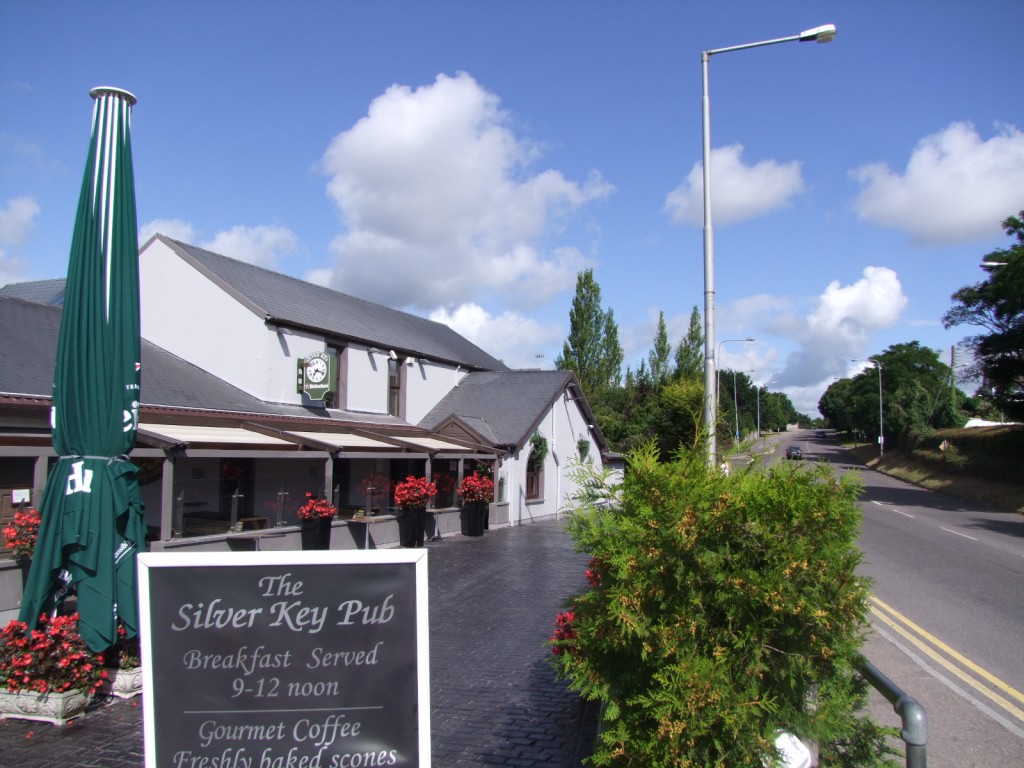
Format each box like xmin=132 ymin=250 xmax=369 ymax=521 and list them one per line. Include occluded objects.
xmin=137 ymin=549 xmax=431 ymax=768
xmin=296 ymin=351 xmax=338 ymax=401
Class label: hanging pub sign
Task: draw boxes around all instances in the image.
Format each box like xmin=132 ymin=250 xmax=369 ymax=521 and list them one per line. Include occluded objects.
xmin=296 ymin=351 xmax=337 ymax=401
xmin=138 ymin=549 xmax=431 ymax=767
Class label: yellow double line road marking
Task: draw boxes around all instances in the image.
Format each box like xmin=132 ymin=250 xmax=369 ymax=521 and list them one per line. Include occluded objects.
xmin=869 ymin=595 xmax=1024 ymax=724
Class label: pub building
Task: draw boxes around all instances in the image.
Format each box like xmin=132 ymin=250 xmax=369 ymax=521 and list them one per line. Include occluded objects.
xmin=0 ymin=235 xmax=616 ymax=621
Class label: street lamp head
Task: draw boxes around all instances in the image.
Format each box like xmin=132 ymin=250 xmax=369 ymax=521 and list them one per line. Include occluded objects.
xmin=800 ymin=24 xmax=837 ymax=43
xmin=852 ymin=357 xmax=881 ymax=368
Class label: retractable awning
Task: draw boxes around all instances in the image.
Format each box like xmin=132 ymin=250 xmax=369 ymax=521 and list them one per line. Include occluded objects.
xmin=138 ymin=423 xmax=295 ymax=447
xmin=386 ymin=435 xmax=475 ymax=452
xmin=286 ymin=430 xmax=486 ymax=453
xmin=284 ymin=430 xmax=397 ymax=450
xmin=137 ymin=422 xmax=495 ymax=454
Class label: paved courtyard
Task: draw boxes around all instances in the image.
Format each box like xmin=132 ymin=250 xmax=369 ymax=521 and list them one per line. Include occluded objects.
xmin=0 ymin=518 xmax=597 ymax=767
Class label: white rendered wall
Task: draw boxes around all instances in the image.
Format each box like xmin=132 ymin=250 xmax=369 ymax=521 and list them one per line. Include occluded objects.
xmin=142 ymin=240 xmax=350 ymax=408
xmin=346 ymin=347 xmax=389 ymax=413
xmin=505 ymin=386 xmax=602 ymax=525
xmin=139 ymin=239 xmax=477 ymax=420
xmin=140 ymin=240 xmax=320 ymax=405
xmin=404 ymin=360 xmax=468 ymax=425
xmin=141 ymin=239 xmax=266 ymax=395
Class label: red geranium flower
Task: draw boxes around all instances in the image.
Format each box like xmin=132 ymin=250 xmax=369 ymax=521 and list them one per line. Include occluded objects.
xmin=394 ymin=476 xmax=438 ymax=509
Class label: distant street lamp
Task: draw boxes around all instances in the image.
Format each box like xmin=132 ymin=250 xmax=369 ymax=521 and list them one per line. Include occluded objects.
xmin=757 ymin=380 xmax=776 ymax=439
xmin=853 ymin=358 xmax=884 ymax=456
xmin=732 ymin=369 xmax=755 ymax=442
xmin=701 ymin=23 xmax=837 ymax=466
xmin=716 ymin=337 xmax=756 ymax=409
xmin=733 ymin=370 xmax=740 ymax=441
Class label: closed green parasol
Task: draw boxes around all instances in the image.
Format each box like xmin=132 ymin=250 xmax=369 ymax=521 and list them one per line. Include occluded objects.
xmin=19 ymin=87 xmax=147 ymax=653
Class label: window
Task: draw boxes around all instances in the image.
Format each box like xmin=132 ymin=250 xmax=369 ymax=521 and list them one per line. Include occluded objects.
xmin=525 ymin=447 xmax=544 ymax=501
xmin=387 ymin=357 xmax=403 ymax=417
xmin=326 ymin=345 xmax=346 ymax=409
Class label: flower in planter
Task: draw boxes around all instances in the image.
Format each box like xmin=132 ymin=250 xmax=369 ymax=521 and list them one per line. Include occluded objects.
xmin=0 ymin=613 xmax=106 ymax=694
xmin=393 ymin=476 xmax=438 ymax=510
xmin=3 ymin=507 xmax=41 ymax=560
xmin=112 ymin=624 xmax=141 ymax=669
xmin=457 ymin=472 xmax=494 ymax=504
xmin=296 ymin=492 xmax=337 ymax=520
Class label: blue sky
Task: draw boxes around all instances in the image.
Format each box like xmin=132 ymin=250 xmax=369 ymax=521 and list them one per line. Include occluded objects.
xmin=3 ymin=2 xmax=1023 ymax=416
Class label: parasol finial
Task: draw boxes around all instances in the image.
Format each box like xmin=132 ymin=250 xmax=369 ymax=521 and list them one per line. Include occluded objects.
xmin=89 ymin=86 xmax=137 ymax=105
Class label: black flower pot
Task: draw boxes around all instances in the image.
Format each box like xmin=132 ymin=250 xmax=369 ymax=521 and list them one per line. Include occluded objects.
xmin=300 ymin=517 xmax=332 ymax=550
xmin=461 ymin=501 xmax=486 ymax=537
xmin=398 ymin=506 xmax=426 ymax=547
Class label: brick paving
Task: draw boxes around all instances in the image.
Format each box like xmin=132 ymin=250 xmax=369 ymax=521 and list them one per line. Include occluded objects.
xmin=0 ymin=518 xmax=597 ymax=767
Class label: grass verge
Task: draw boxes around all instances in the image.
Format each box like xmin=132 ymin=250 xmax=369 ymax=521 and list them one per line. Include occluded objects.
xmin=845 ymin=443 xmax=1024 ymax=515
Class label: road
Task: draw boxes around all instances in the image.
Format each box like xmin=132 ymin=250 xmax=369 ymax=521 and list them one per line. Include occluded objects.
xmin=756 ymin=429 xmax=1024 ymax=765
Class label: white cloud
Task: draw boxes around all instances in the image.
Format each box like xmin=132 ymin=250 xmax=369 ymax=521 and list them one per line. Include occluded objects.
xmin=202 ymin=225 xmax=299 ymax=269
xmin=0 ymin=196 xmax=40 ymax=246
xmin=0 ymin=196 xmax=39 ymax=287
xmin=709 ymin=269 xmax=908 ymax=417
xmin=782 ymin=381 xmax=837 ymax=421
xmin=139 ymin=218 xmax=196 ymax=246
xmin=773 ymin=266 xmax=908 ymax=388
xmin=320 ymin=72 xmax=612 ymax=310
xmin=852 ymin=121 xmax=1024 ymax=245
xmin=0 ymin=251 xmax=26 ymax=288
xmin=665 ymin=144 xmax=805 ymax=226
xmin=430 ymin=302 xmax=563 ymax=369
xmin=303 ymin=267 xmax=333 ymax=287
xmin=139 ymin=220 xmax=299 ymax=270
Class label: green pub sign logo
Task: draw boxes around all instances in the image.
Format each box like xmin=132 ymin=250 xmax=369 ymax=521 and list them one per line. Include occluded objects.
xmin=296 ymin=351 xmax=337 ymax=401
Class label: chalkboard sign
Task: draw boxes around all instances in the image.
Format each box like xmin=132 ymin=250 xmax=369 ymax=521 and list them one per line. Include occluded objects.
xmin=137 ymin=549 xmax=430 ymax=768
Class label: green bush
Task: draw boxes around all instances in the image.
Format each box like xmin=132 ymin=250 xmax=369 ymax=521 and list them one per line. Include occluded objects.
xmin=553 ymin=444 xmax=896 ymax=767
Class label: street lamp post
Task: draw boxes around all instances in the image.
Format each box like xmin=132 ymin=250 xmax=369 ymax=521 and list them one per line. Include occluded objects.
xmin=733 ymin=370 xmax=740 ymax=441
xmin=716 ymin=337 xmax=756 ymax=411
xmin=717 ymin=338 xmax=755 ymax=444
xmin=870 ymin=359 xmax=884 ymax=457
xmin=701 ymin=23 xmax=837 ymax=466
xmin=853 ymin=358 xmax=884 ymax=456
xmin=757 ymin=380 xmax=775 ymax=440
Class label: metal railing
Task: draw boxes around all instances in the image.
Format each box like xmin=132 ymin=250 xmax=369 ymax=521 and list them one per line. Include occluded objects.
xmin=860 ymin=661 xmax=927 ymax=768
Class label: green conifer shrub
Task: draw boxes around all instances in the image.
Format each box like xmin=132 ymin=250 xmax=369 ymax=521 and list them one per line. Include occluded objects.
xmin=553 ymin=444 xmax=896 ymax=767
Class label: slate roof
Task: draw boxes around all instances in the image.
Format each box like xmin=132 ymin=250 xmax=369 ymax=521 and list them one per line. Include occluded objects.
xmin=156 ymin=236 xmax=508 ymax=371
xmin=0 ymin=296 xmax=405 ymax=427
xmin=0 ymin=278 xmax=66 ymax=306
xmin=1 ymin=242 xmax=606 ymax=454
xmin=418 ymin=370 xmax=585 ymax=449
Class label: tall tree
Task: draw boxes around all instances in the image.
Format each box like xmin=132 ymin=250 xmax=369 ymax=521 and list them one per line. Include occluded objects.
xmin=658 ymin=376 xmax=705 ymax=454
xmin=599 ymin=308 xmax=624 ymax=390
xmin=556 ymin=269 xmax=622 ymax=401
xmin=673 ymin=306 xmax=703 ymax=380
xmin=821 ymin=342 xmax=964 ymax=441
xmin=648 ymin=311 xmax=672 ymax=387
xmin=943 ymin=211 xmax=1024 ymax=421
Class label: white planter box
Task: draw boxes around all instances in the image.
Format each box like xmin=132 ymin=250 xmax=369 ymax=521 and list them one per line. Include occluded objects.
xmin=100 ymin=665 xmax=143 ymax=699
xmin=0 ymin=687 xmax=91 ymax=726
